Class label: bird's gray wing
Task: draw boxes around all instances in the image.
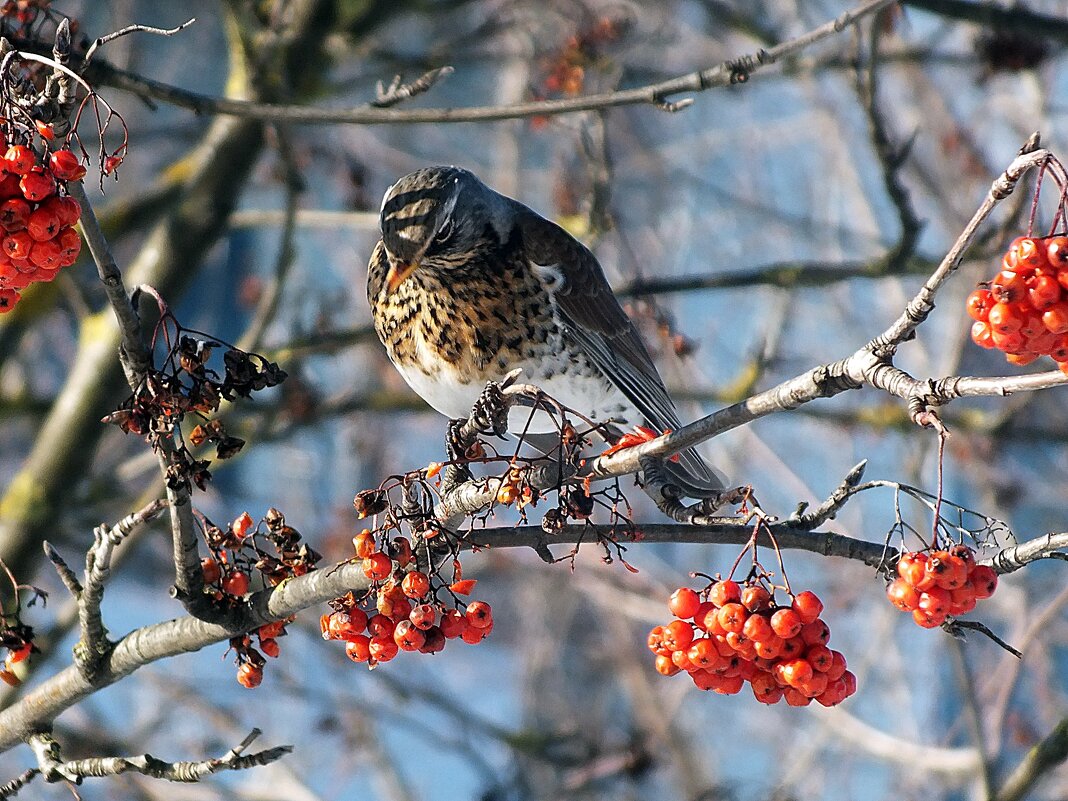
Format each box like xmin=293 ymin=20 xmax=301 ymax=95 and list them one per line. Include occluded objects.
xmin=513 ymin=204 xmax=723 ymax=496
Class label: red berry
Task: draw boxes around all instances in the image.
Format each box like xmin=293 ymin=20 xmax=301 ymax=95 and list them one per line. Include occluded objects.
xmin=440 ymin=609 xmax=467 ymax=639
xmin=367 ymin=613 xmax=395 ymax=638
xmin=770 ymin=608 xmax=803 ymax=639
xmin=791 ymin=591 xmax=823 ymax=624
xmin=662 ymin=619 xmax=695 ymax=651
xmin=369 ymin=634 xmax=399 ymax=662
xmin=19 ymin=167 xmax=54 ymax=201
xmin=4 ymin=145 xmax=34 ymax=175
xmin=0 ymin=199 xmax=29 ymax=231
xmin=418 ymin=626 xmax=446 ymax=654
xmin=2 ymin=231 xmax=31 ymax=260
xmin=918 ymin=587 xmax=951 ymax=616
xmin=886 ymin=578 xmax=920 ymax=612
xmin=806 ymin=644 xmax=833 ymax=673
xmin=353 ymin=529 xmax=376 ymax=558
xmin=232 ymin=511 xmax=254 ymax=539
xmin=1042 ymin=303 xmax=1068 ymax=335
xmin=48 ymin=149 xmax=86 ymax=181
xmin=970 ymin=565 xmax=998 ymax=599
xmin=50 ymin=196 xmax=80 ymax=226
xmin=362 ymin=552 xmax=392 ymax=581
xmin=236 ymin=663 xmax=262 ymax=688
xmin=668 ymin=587 xmax=701 ymax=619
xmin=966 ymin=288 xmax=994 ymax=321
xmin=409 ymin=603 xmax=437 ymax=630
xmin=716 ymin=603 xmax=748 ymax=634
xmin=971 ymin=321 xmax=995 ymax=349
xmin=200 ymin=557 xmax=221 ymax=584
xmin=740 ymin=584 xmax=772 ymax=612
xmin=345 ymin=635 xmax=371 ymax=662
xmin=55 ymin=226 xmax=80 ymax=266
xmin=742 ymin=613 xmax=774 ymax=643
xmin=465 ymin=600 xmax=493 ymax=629
xmin=221 ymin=570 xmax=249 ymax=596
xmin=393 ymin=620 xmax=425 ymax=651
xmin=708 ymin=580 xmax=741 ymax=607
xmin=26 ymin=206 xmax=59 ymax=241
xmin=1028 ymin=275 xmax=1062 ymax=310
xmin=461 ymin=622 xmax=489 ymax=645
xmin=1048 ymin=236 xmax=1068 ymax=269
xmin=401 ymin=570 xmax=430 ymax=599
xmin=780 ymin=658 xmax=814 ymax=688
xmin=259 ymin=638 xmax=280 ymax=658
xmin=28 ymin=238 xmax=60 ymax=270
xmin=654 ymin=654 xmax=680 ymax=676
xmin=988 ymin=302 xmax=1022 ymax=333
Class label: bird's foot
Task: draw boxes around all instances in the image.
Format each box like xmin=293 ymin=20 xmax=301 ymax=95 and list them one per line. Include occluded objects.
xmin=468 ymin=380 xmax=509 ymax=439
xmin=639 ymin=456 xmax=744 ymax=523
xmin=443 ymin=418 xmax=475 ymax=491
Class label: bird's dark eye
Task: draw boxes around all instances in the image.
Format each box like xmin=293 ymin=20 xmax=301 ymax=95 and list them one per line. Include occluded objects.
xmin=433 ymin=219 xmax=454 ymax=245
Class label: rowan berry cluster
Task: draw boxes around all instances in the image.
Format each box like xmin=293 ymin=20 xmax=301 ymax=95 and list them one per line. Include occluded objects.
xmin=967 ymin=235 xmax=1068 ymax=370
xmin=0 ymin=144 xmax=85 ymax=313
xmin=197 ymin=508 xmax=316 ymax=688
xmin=649 ymin=581 xmax=856 ymax=707
xmin=319 ymin=528 xmax=492 ymax=668
xmin=886 ymin=544 xmax=998 ymax=628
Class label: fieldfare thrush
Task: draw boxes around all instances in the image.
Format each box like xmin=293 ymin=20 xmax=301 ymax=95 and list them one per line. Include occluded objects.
xmin=367 ymin=165 xmax=722 ymax=498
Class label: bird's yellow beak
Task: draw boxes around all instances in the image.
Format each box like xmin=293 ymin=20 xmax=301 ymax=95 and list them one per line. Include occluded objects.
xmin=385 ymin=260 xmax=419 ymax=294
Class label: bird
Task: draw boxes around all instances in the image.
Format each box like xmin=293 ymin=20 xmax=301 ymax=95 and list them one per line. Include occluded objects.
xmin=366 ymin=165 xmax=722 ymax=499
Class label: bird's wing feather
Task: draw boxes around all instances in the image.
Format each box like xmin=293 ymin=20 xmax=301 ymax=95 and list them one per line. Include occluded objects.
xmin=513 ymin=205 xmax=722 ymax=495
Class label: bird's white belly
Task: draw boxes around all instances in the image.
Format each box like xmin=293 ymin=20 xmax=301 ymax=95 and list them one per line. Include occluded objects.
xmin=395 ymin=359 xmax=638 ymax=434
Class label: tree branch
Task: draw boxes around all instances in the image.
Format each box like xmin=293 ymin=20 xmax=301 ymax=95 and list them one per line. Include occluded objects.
xmin=88 ymin=0 xmax=899 ymax=125
xmin=24 ymin=728 xmax=290 ymax=787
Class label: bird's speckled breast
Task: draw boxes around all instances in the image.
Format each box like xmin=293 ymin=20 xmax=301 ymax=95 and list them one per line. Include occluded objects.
xmin=367 ymin=240 xmax=634 ymax=428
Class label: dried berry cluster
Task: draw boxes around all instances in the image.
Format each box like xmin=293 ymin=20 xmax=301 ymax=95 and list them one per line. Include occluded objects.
xmin=198 ymin=509 xmax=318 ymax=688
xmin=968 ymin=236 xmax=1068 ymax=370
xmin=649 ymin=581 xmax=856 ymax=707
xmin=0 ymin=144 xmax=85 ymax=312
xmin=104 ymin=328 xmax=286 ymax=491
xmin=319 ymin=528 xmax=491 ymax=668
xmin=886 ymin=544 xmax=998 ymax=628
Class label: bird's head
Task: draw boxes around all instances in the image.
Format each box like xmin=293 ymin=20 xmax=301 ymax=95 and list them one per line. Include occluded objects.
xmin=377 ymin=166 xmax=510 ymax=293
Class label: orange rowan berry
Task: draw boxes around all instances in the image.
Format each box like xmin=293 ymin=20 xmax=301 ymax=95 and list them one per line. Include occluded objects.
xmin=770 ymin=608 xmax=803 ymax=639
xmin=221 ymin=570 xmax=250 ymax=596
xmin=401 ymin=570 xmax=430 ymax=598
xmin=236 ymin=663 xmax=263 ymax=688
xmin=668 ymin=587 xmax=701 ymax=619
xmin=740 ymin=584 xmax=772 ymax=612
xmin=791 ymin=591 xmax=823 ymax=624
xmin=708 ymin=580 xmax=741 ymax=607
xmin=662 ymin=619 xmax=695 ymax=651
xmin=363 ymin=552 xmax=392 ymax=581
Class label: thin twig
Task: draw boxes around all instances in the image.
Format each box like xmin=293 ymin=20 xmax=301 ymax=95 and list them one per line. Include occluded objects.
xmin=371 ymin=67 xmax=454 ymax=108
xmin=83 ymin=19 xmax=197 ymax=65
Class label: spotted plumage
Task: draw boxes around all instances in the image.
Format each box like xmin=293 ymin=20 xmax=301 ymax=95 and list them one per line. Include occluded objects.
xmin=367 ymin=166 xmax=722 ymax=498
